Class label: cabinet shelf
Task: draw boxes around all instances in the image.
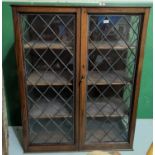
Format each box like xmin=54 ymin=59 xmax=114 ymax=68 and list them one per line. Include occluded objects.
xmin=24 ymin=40 xmax=135 ymax=51
xmin=87 ymin=97 xmax=128 ymax=118
xmin=24 ymin=41 xmax=73 ymax=50
xmin=27 ymin=70 xmax=130 ymax=86
xmin=87 ymin=71 xmax=131 ymax=85
xmin=29 ymin=97 xmax=127 ymax=119
xmin=30 ymin=99 xmax=72 ymax=119
xmin=27 ymin=71 xmax=72 ymax=86
xmin=88 ymin=41 xmax=135 ymax=50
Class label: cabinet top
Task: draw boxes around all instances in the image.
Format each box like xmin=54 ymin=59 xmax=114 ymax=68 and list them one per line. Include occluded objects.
xmin=2 ymin=0 xmax=152 ymax=7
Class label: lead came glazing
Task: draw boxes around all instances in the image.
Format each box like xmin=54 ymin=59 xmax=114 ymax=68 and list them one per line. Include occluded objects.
xmin=20 ymin=14 xmax=75 ymax=144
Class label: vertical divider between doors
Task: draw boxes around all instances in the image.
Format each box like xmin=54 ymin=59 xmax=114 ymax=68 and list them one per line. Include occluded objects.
xmin=79 ymin=8 xmax=88 ymax=150
xmin=75 ymin=8 xmax=81 ymax=150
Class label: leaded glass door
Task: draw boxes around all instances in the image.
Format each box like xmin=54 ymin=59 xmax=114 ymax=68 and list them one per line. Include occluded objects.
xmin=16 ymin=7 xmax=80 ymax=151
xmin=80 ymin=8 xmax=145 ymax=150
xmin=13 ymin=6 xmax=149 ymax=152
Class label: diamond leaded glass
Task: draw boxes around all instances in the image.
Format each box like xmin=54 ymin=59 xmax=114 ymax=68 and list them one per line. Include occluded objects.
xmin=20 ymin=14 xmax=75 ymax=144
xmin=85 ymin=15 xmax=142 ymax=144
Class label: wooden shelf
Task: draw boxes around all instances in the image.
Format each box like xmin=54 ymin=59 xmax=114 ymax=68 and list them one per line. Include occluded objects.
xmin=30 ymin=99 xmax=72 ymax=119
xmin=27 ymin=71 xmax=72 ymax=86
xmin=85 ymin=119 xmax=127 ymax=144
xmin=24 ymin=40 xmax=135 ymax=51
xmin=24 ymin=41 xmax=72 ymax=50
xmin=87 ymin=97 xmax=128 ymax=117
xmin=88 ymin=40 xmax=135 ymax=50
xmin=87 ymin=70 xmax=131 ymax=85
xmin=27 ymin=70 xmax=130 ymax=86
xmin=29 ymin=97 xmax=127 ymax=119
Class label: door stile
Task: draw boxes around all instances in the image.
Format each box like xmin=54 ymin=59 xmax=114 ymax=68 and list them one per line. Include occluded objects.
xmin=75 ymin=8 xmax=81 ymax=149
xmin=79 ymin=8 xmax=88 ymax=150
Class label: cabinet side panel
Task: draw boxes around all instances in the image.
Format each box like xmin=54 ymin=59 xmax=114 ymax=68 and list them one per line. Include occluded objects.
xmin=129 ymin=8 xmax=150 ymax=147
xmin=12 ymin=7 xmax=29 ymax=151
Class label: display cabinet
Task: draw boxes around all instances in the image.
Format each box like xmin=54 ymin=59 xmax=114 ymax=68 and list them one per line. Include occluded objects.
xmin=12 ymin=6 xmax=150 ymax=152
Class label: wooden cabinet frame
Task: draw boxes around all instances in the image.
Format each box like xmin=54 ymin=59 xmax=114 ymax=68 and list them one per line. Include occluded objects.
xmin=12 ymin=6 xmax=150 ymax=152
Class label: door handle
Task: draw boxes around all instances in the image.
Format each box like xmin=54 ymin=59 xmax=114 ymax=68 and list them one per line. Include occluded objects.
xmin=80 ymin=75 xmax=85 ymax=84
xmin=80 ymin=64 xmax=85 ymax=84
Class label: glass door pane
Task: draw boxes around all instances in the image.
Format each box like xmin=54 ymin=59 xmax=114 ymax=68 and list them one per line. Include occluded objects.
xmin=85 ymin=14 xmax=142 ymax=144
xmin=20 ymin=13 xmax=75 ymax=144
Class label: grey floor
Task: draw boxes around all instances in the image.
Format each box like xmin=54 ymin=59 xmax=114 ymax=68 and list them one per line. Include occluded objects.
xmin=8 ymin=119 xmax=152 ymax=155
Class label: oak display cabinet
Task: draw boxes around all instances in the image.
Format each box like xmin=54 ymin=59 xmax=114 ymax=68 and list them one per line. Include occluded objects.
xmin=12 ymin=6 xmax=150 ymax=152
